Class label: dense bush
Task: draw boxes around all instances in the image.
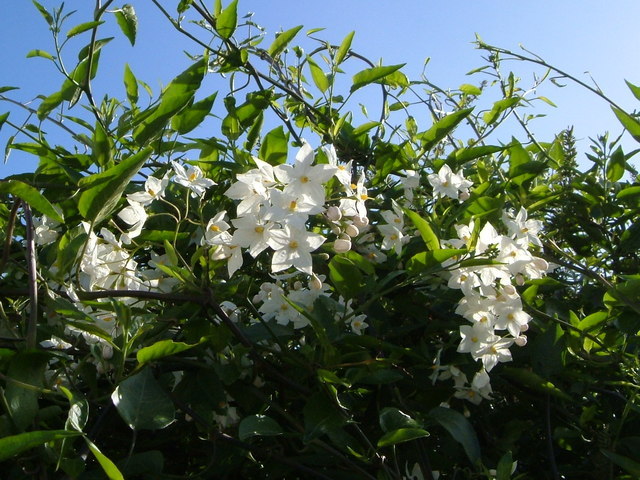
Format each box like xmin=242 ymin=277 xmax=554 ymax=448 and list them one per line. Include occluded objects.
xmin=1 ymin=2 xmax=639 ymax=479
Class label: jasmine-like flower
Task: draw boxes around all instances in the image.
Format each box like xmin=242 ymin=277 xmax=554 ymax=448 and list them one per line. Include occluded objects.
xmin=171 ymin=161 xmax=216 ymax=197
xmin=427 ymin=164 xmax=472 ymax=201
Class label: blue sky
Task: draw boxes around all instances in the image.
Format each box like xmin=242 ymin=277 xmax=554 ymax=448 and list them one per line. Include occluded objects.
xmin=1 ymin=1 xmax=639 ymax=175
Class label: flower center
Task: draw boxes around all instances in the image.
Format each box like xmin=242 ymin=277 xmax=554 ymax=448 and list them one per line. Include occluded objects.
xmin=300 ymin=176 xmax=310 ymax=183
xmin=289 ymin=240 xmax=299 ymax=249
xmin=189 ymin=173 xmax=198 ymax=182
xmin=210 ymin=225 xmax=221 ymax=232
xmin=255 ymin=226 xmax=264 ymax=233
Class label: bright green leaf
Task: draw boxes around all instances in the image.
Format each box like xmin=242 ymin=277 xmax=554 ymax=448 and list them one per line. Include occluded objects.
xmin=606 ymin=146 xmax=625 ymax=182
xmin=59 ymin=386 xmax=90 ymax=432
xmin=483 ymin=97 xmax=519 ymax=125
xmin=405 ymin=209 xmax=439 ymax=250
xmin=0 ymin=180 xmax=63 ymax=223
xmin=0 ymin=430 xmax=82 ymax=462
xmin=268 ymin=25 xmax=303 ymax=57
xmin=612 ymin=106 xmax=640 ymax=143
xmin=77 ymin=146 xmax=152 ymax=223
xmin=625 ymin=79 xmax=640 ymax=101
xmin=418 ymin=108 xmax=474 ymax=151
xmin=259 ymin=126 xmax=289 ymax=165
xmin=334 ymin=31 xmax=354 ymax=65
xmin=136 ymin=339 xmax=201 ymax=364
xmin=123 ymin=63 xmax=138 ymax=104
xmin=215 ymin=0 xmax=237 ymax=39
xmin=0 ymin=112 xmax=9 ymax=133
xmin=26 ymin=49 xmax=55 ymax=60
xmin=114 ymin=5 xmax=137 ymax=46
xmin=459 ymin=83 xmax=482 ymax=96
xmin=85 ymin=438 xmax=125 ymax=480
xmin=32 ymin=0 xmax=53 ymax=26
xmin=308 ymin=57 xmax=329 ymax=93
xmin=66 ymin=21 xmax=104 ymax=39
xmin=171 ymin=92 xmax=217 ymax=134
xmin=351 ymin=64 xmax=405 ymax=93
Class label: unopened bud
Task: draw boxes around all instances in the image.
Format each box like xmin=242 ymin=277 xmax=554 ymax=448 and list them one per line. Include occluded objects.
xmin=293 ymin=281 xmax=303 ymax=290
xmin=519 ymin=323 xmax=529 ymax=332
xmin=334 ymin=237 xmax=352 ymax=253
xmin=102 ymin=345 xmax=114 ymax=360
xmin=459 ymin=191 xmax=470 ymax=201
xmin=345 ymin=223 xmax=359 ymax=237
xmin=326 ymin=205 xmax=342 ymax=222
xmin=515 ymin=335 xmax=527 ymax=347
xmin=353 ymin=216 xmax=369 ymax=228
xmin=502 ymin=284 xmax=516 ymax=296
xmin=515 ymin=273 xmax=526 ymax=286
xmin=309 ymin=274 xmax=323 ymax=291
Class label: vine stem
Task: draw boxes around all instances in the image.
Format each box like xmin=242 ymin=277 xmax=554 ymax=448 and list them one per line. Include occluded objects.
xmin=23 ymin=203 xmax=38 ymax=350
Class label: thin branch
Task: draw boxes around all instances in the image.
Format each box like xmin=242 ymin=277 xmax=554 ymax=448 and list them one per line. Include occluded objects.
xmin=23 ymin=204 xmax=38 ymax=349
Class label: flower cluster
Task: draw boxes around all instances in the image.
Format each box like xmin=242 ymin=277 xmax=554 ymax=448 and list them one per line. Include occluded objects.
xmin=435 ymin=207 xmax=549 ymax=403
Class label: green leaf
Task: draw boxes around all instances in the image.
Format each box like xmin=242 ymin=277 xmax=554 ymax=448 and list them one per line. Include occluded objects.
xmin=0 ymin=86 xmax=19 ymax=94
xmin=577 ymin=311 xmax=609 ymax=332
xmin=405 ymin=209 xmax=439 ymax=250
xmin=303 ymin=393 xmax=346 ymax=443
xmin=268 ymin=25 xmax=303 ymax=57
xmin=92 ymin=120 xmax=113 ymax=168
xmin=308 ymin=57 xmax=329 ymax=93
xmin=85 ymin=438 xmax=125 ymax=480
xmin=59 ymin=386 xmax=90 ymax=432
xmin=334 ymin=31 xmax=354 ymax=65
xmin=215 ymin=0 xmax=237 ymax=39
xmin=625 ymin=79 xmax=640 ymax=101
xmin=407 ymin=249 xmax=466 ymax=273
xmin=0 ymin=430 xmax=82 ymax=462
xmin=26 ymin=49 xmax=55 ymax=60
xmin=114 ymin=5 xmax=137 ymax=46
xmin=350 ymin=64 xmax=405 ymax=93
xmin=177 ymin=0 xmax=194 ymax=14
xmin=418 ymin=108 xmax=474 ymax=151
xmin=77 ymin=146 xmax=152 ymax=223
xmin=377 ymin=428 xmax=429 ymax=447
xmin=606 ymin=145 xmax=625 ymax=182
xmin=238 ymin=415 xmax=283 ymax=441
xmin=379 ymin=407 xmax=422 ymax=433
xmin=137 ymin=339 xmax=201 ymax=364
xmin=601 ymin=450 xmax=640 ymax=476
xmin=329 ymin=254 xmax=364 ymax=299
xmin=111 ymin=368 xmax=175 ymax=431
xmin=496 ymin=451 xmax=514 ymax=480
xmin=612 ymin=106 xmax=640 ymax=143
xmin=5 ymin=351 xmax=49 ymax=432
xmin=459 ymin=83 xmax=482 ymax=96
xmin=123 ymin=63 xmax=138 ymax=104
xmin=171 ymin=92 xmax=217 ymax=134
xmin=483 ymin=97 xmax=519 ymax=125
xmin=0 ymin=180 xmax=63 ymax=222
xmin=429 ymin=406 xmax=481 ymax=465
xmin=501 ymin=367 xmax=571 ymax=401
xmin=66 ymin=21 xmax=104 ymax=39
xmin=32 ymin=0 xmax=53 ymax=26
xmin=133 ymin=57 xmax=207 ymax=145
xmin=259 ymin=126 xmax=289 ymax=165
xmin=0 ymin=112 xmax=8 ymax=134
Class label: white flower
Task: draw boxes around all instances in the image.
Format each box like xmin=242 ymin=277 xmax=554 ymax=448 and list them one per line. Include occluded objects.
xmin=267 ymin=225 xmax=326 ymax=274
xmin=427 ymin=164 xmax=473 ymax=201
xmin=127 ymin=175 xmax=169 ymax=205
xmin=350 ymin=315 xmax=368 ymax=335
xmin=204 ymin=211 xmax=232 ymax=246
xmin=33 ymin=215 xmax=59 ymax=245
xmin=378 ymin=223 xmax=405 ymax=256
xmin=231 ymin=213 xmax=274 ymax=258
xmin=118 ymin=199 xmax=148 ymax=243
xmin=323 ymin=144 xmax=352 ymax=187
xmin=171 ymin=161 xmax=216 ymax=197
xmin=502 ymin=207 xmax=543 ymax=247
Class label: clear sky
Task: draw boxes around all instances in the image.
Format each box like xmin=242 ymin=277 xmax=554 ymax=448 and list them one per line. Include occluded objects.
xmin=1 ymin=0 xmax=639 ymax=175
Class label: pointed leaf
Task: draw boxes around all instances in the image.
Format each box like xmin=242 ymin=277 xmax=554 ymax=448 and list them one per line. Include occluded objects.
xmin=405 ymin=209 xmax=439 ymax=250
xmin=418 ymin=108 xmax=473 ymax=151
xmin=238 ymin=415 xmax=283 ymax=441
xmin=0 ymin=112 xmax=8 ymax=133
xmin=308 ymin=57 xmax=329 ymax=93
xmin=351 ymin=64 xmax=405 ymax=93
xmin=611 ymin=107 xmax=640 ymax=143
xmin=111 ymin=368 xmax=175 ymax=430
xmin=4 ymin=351 xmax=49 ymax=432
xmin=625 ymin=80 xmax=640 ymax=101
xmin=171 ymin=92 xmax=217 ymax=134
xmin=77 ymin=146 xmax=153 ymax=223
xmin=0 ymin=430 xmax=82 ymax=462
xmin=429 ymin=406 xmax=481 ymax=465
xmin=114 ymin=5 xmax=137 ymax=46
xmin=259 ymin=125 xmax=289 ymax=165
xmin=32 ymin=0 xmax=53 ymax=26
xmin=377 ymin=428 xmax=430 ymax=447
xmin=0 ymin=180 xmax=63 ymax=222
xmin=123 ymin=63 xmax=138 ymax=104
xmin=26 ymin=49 xmax=55 ymax=60
xmin=268 ymin=25 xmax=303 ymax=57
xmin=215 ymin=0 xmax=238 ymax=39
xmin=334 ymin=31 xmax=355 ymax=66
xmin=379 ymin=407 xmax=422 ymax=433
xmin=133 ymin=57 xmax=207 ymax=145
xmin=606 ymin=146 xmax=625 ymax=182
xmin=137 ymin=339 xmax=201 ymax=364
xmin=66 ymin=21 xmax=104 ymax=39
xmin=85 ymin=438 xmax=125 ymax=480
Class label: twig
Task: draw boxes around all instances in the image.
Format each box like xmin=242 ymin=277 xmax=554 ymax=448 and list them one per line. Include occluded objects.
xmin=23 ymin=203 xmax=38 ymax=349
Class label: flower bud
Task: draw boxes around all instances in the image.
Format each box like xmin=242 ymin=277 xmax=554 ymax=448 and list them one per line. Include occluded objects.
xmin=459 ymin=191 xmax=470 ymax=201
xmin=515 ymin=335 xmax=528 ymax=347
xmin=502 ymin=284 xmax=517 ymax=296
xmin=519 ymin=323 xmax=529 ymax=332
xmin=102 ymin=345 xmax=114 ymax=360
xmin=345 ymin=223 xmax=359 ymax=237
xmin=309 ymin=274 xmax=323 ymax=291
xmin=353 ymin=215 xmax=369 ymax=228
xmin=326 ymin=205 xmax=342 ymax=222
xmin=334 ymin=237 xmax=352 ymax=253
